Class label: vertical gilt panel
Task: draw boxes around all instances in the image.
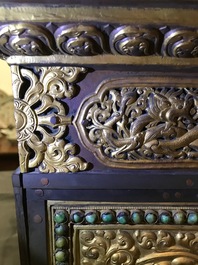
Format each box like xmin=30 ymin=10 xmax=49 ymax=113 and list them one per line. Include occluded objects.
xmin=11 ymin=65 xmax=89 ymax=173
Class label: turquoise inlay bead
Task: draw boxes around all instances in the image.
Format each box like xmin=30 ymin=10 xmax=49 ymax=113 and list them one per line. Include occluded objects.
xmin=55 ymin=250 xmax=68 ymax=262
xmin=131 ymin=211 xmax=143 ymax=224
xmin=117 ymin=212 xmax=129 ymax=224
xmin=145 ymin=212 xmax=157 ymax=224
xmin=187 ymin=212 xmax=198 ymax=225
xmin=71 ymin=211 xmax=84 ymax=223
xmin=55 ymin=237 xmax=68 ymax=248
xmin=85 ymin=212 xmax=97 ymax=224
xmin=174 ymin=211 xmax=186 ymax=225
xmin=101 ymin=212 xmax=114 ymax=223
xmin=160 ymin=212 xmax=172 ymax=224
xmin=54 ymin=211 xmax=67 ymax=224
xmin=55 ymin=224 xmax=68 ymax=236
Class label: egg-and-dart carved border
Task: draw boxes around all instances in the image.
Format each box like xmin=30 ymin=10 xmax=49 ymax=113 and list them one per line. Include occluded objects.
xmin=1 ymin=22 xmax=198 ymax=58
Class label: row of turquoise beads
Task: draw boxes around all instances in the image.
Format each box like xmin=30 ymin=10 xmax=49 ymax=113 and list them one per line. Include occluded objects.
xmin=68 ymin=210 xmax=198 ymax=225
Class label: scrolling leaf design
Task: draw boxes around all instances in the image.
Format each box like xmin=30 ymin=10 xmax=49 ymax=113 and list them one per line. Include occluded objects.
xmin=0 ymin=22 xmax=198 ymax=59
xmin=75 ymin=79 xmax=198 ymax=168
xmin=110 ymin=26 xmax=161 ymax=56
xmin=0 ymin=23 xmax=56 ymax=56
xmin=80 ymin=230 xmax=139 ymax=265
xmin=78 ymin=229 xmax=198 ymax=265
xmin=162 ymin=29 xmax=198 ymax=58
xmin=54 ymin=24 xmax=107 ymax=56
xmin=11 ymin=65 xmax=89 ymax=173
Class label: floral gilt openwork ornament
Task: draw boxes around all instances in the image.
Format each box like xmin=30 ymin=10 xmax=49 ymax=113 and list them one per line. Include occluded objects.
xmin=74 ymin=78 xmax=198 ymax=169
xmin=11 ymin=65 xmax=89 ymax=173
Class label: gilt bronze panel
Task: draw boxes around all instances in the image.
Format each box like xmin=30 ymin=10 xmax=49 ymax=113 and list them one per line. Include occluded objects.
xmin=74 ymin=77 xmax=198 ymax=169
xmin=11 ymin=65 xmax=89 ymax=173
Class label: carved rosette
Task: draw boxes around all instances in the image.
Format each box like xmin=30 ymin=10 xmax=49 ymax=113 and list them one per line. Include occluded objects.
xmin=54 ymin=24 xmax=107 ymax=56
xmin=74 ymin=78 xmax=198 ymax=169
xmin=49 ymin=202 xmax=198 ymax=265
xmin=0 ymin=23 xmax=56 ymax=56
xmin=110 ymin=26 xmax=161 ymax=56
xmin=11 ymin=65 xmax=89 ymax=173
xmin=162 ymin=29 xmax=198 ymax=57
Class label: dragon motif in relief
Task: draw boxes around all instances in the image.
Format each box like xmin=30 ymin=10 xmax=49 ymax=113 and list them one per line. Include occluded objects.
xmin=75 ymin=79 xmax=198 ymax=168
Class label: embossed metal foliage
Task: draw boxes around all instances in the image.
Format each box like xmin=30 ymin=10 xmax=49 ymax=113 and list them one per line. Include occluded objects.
xmin=110 ymin=26 xmax=161 ymax=56
xmin=78 ymin=229 xmax=198 ymax=265
xmin=1 ymin=22 xmax=198 ymax=58
xmin=11 ymin=65 xmax=89 ymax=173
xmin=0 ymin=23 xmax=56 ymax=56
xmin=162 ymin=29 xmax=198 ymax=58
xmin=74 ymin=78 xmax=198 ymax=168
xmin=54 ymin=24 xmax=107 ymax=56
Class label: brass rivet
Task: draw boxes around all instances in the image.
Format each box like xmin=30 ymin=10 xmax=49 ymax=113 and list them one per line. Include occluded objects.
xmin=163 ymin=192 xmax=170 ymax=200
xmin=41 ymin=178 xmax=49 ymax=186
xmin=175 ymin=192 xmax=182 ymax=199
xmin=186 ymin=179 xmax=194 ymax=187
xmin=33 ymin=214 xmax=43 ymax=224
xmin=35 ymin=189 xmax=44 ymax=197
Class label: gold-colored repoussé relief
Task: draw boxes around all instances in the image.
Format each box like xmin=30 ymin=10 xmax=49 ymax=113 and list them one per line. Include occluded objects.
xmin=4 ymin=9 xmax=198 ymax=172
xmin=74 ymin=77 xmax=198 ymax=169
xmin=0 ymin=23 xmax=161 ymax=57
xmin=1 ymin=22 xmax=198 ymax=58
xmin=11 ymin=65 xmax=89 ymax=173
xmin=11 ymin=66 xmax=198 ymax=172
xmin=49 ymin=201 xmax=198 ymax=265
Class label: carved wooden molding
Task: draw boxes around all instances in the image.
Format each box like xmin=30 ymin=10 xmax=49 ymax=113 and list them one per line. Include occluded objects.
xmin=11 ymin=65 xmax=89 ymax=173
xmin=74 ymin=77 xmax=198 ymax=169
xmin=48 ymin=201 xmax=198 ymax=265
xmin=1 ymin=23 xmax=198 ymax=58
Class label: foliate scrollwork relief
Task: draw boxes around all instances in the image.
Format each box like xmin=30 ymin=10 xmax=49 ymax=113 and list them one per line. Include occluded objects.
xmin=162 ymin=29 xmax=198 ymax=58
xmin=1 ymin=22 xmax=198 ymax=58
xmin=74 ymin=78 xmax=198 ymax=169
xmin=54 ymin=24 xmax=107 ymax=56
xmin=0 ymin=23 xmax=56 ymax=56
xmin=77 ymin=229 xmax=198 ymax=265
xmin=11 ymin=65 xmax=89 ymax=173
xmin=79 ymin=230 xmax=139 ymax=265
xmin=110 ymin=26 xmax=161 ymax=56
xmin=39 ymin=140 xmax=88 ymax=173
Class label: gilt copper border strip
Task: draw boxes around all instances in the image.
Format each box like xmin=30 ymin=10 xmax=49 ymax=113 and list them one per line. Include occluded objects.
xmin=6 ymin=55 xmax=198 ymax=67
xmin=0 ymin=6 xmax=197 ymax=26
